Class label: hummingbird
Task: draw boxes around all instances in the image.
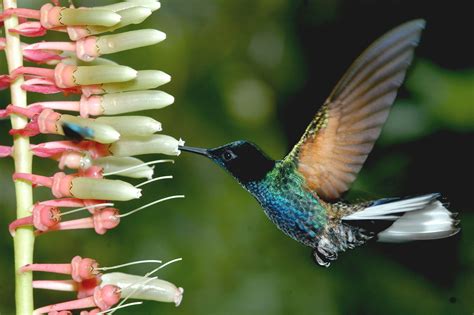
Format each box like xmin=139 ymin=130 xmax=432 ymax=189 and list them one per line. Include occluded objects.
xmin=179 ymin=19 xmax=460 ymax=267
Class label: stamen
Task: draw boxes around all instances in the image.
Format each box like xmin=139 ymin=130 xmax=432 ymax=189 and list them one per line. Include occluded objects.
xmin=103 ymin=159 xmax=174 ymax=176
xmin=60 ymin=203 xmax=114 ymax=217
xmin=96 ymin=260 xmax=162 ymax=271
xmin=134 ymin=175 xmax=172 ymax=188
xmin=118 ymin=195 xmax=185 ymax=218
xmin=98 ymin=301 xmax=143 ymax=314
xmin=145 ymin=258 xmax=183 ymax=277
xmin=110 ymin=276 xmax=158 ymax=315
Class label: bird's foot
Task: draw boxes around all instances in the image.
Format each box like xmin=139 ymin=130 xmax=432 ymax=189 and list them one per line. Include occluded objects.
xmin=312 ymin=242 xmax=338 ymax=268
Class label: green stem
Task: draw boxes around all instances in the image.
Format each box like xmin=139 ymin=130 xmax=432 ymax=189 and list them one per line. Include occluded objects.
xmin=2 ymin=0 xmax=35 ymax=313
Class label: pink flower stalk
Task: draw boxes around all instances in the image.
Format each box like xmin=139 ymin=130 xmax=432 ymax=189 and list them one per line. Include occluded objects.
xmin=38 ymin=198 xmax=108 ymax=213
xmin=8 ymin=204 xmax=61 ymax=236
xmin=3 ymin=37 xmax=59 ymax=64
xmin=10 ymin=193 xmax=184 ymax=236
xmin=33 ymin=277 xmax=100 ymax=299
xmin=21 ymin=256 xmax=100 ymax=282
xmin=21 ymin=77 xmax=81 ymax=94
xmin=9 ymin=21 xmax=47 ymax=37
xmin=0 ymin=145 xmax=12 ymax=157
xmin=32 ymin=141 xmax=109 ymax=160
xmin=21 ymin=42 xmax=63 ymax=63
xmin=33 ymin=285 xmax=121 ymax=314
xmin=8 ymin=200 xmax=116 ymax=235
xmin=42 ymin=207 xmax=120 ymax=236
xmin=0 ymin=7 xmax=40 ymax=21
xmin=0 ymin=74 xmax=10 ymax=90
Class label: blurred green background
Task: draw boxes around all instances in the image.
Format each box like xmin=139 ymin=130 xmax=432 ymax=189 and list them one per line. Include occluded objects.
xmin=1 ymin=0 xmax=473 ymax=314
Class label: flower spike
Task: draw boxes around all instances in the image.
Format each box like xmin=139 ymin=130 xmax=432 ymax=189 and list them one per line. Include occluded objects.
xmin=3 ymin=1 xmax=183 ymax=312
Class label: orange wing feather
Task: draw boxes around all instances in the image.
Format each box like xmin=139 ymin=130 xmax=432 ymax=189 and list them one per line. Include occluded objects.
xmin=285 ymin=19 xmax=426 ymax=201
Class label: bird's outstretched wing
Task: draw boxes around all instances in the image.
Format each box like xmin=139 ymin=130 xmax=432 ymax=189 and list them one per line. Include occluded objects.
xmin=284 ymin=19 xmax=425 ymax=201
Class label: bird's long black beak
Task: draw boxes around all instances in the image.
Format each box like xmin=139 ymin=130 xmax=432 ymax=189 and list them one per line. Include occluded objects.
xmin=179 ymin=145 xmax=210 ymax=157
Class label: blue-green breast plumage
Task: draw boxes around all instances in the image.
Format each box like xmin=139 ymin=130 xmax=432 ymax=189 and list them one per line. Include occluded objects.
xmin=244 ymin=160 xmax=328 ymax=248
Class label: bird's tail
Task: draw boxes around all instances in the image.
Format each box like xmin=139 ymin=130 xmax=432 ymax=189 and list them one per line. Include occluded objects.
xmin=342 ymin=193 xmax=460 ymax=243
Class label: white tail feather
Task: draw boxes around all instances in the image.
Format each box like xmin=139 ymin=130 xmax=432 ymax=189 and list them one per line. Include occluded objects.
xmin=342 ymin=194 xmax=460 ymax=243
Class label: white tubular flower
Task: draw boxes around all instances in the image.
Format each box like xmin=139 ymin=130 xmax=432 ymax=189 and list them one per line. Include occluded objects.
xmin=94 ymin=156 xmax=156 ymax=179
xmin=59 ymin=115 xmax=121 ymax=144
xmin=101 ymin=272 xmax=184 ymax=306
xmin=110 ymin=135 xmax=185 ymax=157
xmin=124 ymin=0 xmax=161 ymax=11
xmin=98 ymin=90 xmax=174 ymax=115
xmin=95 ymin=116 xmax=162 ymax=137
xmin=70 ymin=178 xmax=142 ymax=201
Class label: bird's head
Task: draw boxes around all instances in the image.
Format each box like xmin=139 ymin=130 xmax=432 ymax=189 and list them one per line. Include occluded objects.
xmin=179 ymin=141 xmax=275 ymax=184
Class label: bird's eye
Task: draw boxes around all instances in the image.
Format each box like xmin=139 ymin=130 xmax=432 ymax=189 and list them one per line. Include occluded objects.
xmin=222 ymin=150 xmax=236 ymax=161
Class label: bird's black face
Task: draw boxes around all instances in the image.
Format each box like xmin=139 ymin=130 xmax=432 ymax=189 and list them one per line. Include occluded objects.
xmin=180 ymin=141 xmax=275 ymax=184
